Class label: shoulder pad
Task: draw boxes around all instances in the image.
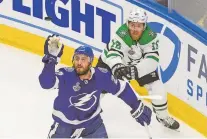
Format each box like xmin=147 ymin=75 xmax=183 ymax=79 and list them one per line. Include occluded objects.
xmin=139 ymin=25 xmax=157 ymax=45
xmin=98 ymin=67 xmax=108 ymax=73
xmin=116 ymin=24 xmax=133 ymax=47
xmin=116 ymin=24 xmax=128 ymax=38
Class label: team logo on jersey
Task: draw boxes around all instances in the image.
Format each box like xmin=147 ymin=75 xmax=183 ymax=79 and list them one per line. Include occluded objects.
xmin=73 ymin=82 xmax=81 ymax=92
xmin=118 ymin=30 xmax=128 ymax=38
xmin=128 ymin=49 xmax=135 ymax=55
xmin=127 ymin=56 xmax=141 ymax=65
xmin=148 ymin=30 xmax=156 ymax=38
xmin=98 ymin=67 xmax=108 ymax=73
xmin=68 ymin=90 xmax=97 ymax=111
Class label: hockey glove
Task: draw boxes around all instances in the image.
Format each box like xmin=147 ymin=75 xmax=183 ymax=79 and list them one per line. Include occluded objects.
xmin=112 ymin=63 xmax=138 ymax=80
xmin=131 ymin=100 xmax=152 ymax=126
xmin=42 ymin=34 xmax=64 ymax=64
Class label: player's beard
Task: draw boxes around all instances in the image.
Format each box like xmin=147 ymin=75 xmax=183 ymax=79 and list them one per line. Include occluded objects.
xmin=74 ymin=64 xmax=91 ymax=75
xmin=130 ymin=30 xmax=142 ymax=41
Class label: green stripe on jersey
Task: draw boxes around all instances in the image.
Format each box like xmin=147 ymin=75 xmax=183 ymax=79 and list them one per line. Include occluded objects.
xmin=104 ymin=49 xmax=120 ymax=58
xmin=146 ymin=55 xmax=159 ymax=62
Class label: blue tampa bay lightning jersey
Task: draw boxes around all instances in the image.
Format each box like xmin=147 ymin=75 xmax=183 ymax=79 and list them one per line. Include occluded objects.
xmin=39 ymin=62 xmax=141 ymax=128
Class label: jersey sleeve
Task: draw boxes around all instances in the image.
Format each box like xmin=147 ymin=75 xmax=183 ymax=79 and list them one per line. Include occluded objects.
xmin=38 ymin=62 xmax=66 ymax=89
xmin=102 ymin=70 xmax=140 ymax=110
xmin=102 ymin=34 xmax=125 ymax=69
xmin=101 ymin=23 xmax=133 ymax=69
xmin=141 ymin=37 xmax=159 ymax=62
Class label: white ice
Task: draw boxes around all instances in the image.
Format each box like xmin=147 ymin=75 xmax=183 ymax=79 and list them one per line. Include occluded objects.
xmin=0 ymin=43 xmax=205 ymax=138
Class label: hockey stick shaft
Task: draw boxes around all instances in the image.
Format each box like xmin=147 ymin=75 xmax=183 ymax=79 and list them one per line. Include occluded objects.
xmin=123 ymin=78 xmax=162 ymax=100
xmin=144 ymin=122 xmax=152 ymax=139
xmin=138 ymin=95 xmax=162 ymax=100
xmin=123 ymin=78 xmax=153 ymax=139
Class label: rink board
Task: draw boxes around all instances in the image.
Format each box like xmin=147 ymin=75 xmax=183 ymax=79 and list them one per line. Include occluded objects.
xmin=0 ymin=0 xmax=206 ymax=136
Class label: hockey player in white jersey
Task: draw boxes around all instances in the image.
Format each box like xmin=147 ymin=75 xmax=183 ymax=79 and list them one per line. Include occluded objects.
xmin=97 ymin=8 xmax=180 ymax=130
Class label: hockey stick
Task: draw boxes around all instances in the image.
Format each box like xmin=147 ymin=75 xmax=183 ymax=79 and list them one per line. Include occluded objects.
xmin=144 ymin=122 xmax=152 ymax=139
xmin=123 ymin=78 xmax=153 ymax=139
xmin=123 ymin=78 xmax=162 ymax=100
xmin=137 ymin=95 xmax=162 ymax=100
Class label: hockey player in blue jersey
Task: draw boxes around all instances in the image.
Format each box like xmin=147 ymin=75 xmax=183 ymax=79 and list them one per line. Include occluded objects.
xmin=39 ymin=34 xmax=152 ymax=138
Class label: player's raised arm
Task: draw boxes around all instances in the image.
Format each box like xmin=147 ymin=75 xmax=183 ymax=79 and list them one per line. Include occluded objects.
xmin=39 ymin=34 xmax=64 ymax=89
xmin=101 ymin=70 xmax=152 ymax=126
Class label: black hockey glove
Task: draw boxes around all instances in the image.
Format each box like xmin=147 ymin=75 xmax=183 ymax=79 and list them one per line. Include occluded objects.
xmin=112 ymin=63 xmax=138 ymax=80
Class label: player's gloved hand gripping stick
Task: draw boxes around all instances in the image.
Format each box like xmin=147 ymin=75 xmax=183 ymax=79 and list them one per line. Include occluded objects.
xmin=123 ymin=78 xmax=157 ymax=139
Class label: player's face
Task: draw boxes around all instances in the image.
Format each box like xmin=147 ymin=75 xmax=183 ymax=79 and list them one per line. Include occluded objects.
xmin=128 ymin=22 xmax=145 ymax=41
xmin=73 ymin=54 xmax=91 ymax=75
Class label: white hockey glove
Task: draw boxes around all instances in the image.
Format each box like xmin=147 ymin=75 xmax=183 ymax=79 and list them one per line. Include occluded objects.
xmin=47 ymin=35 xmax=63 ymax=57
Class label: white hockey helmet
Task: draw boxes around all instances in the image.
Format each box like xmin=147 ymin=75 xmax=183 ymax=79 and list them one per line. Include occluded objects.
xmin=127 ymin=8 xmax=148 ymax=29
